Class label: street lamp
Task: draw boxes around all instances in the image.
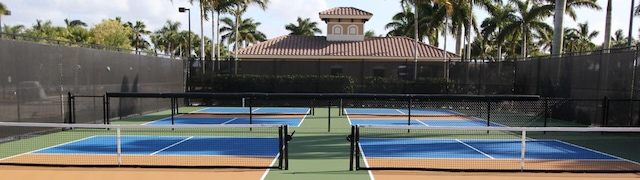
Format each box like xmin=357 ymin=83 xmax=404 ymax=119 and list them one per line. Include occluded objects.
xmin=178 ymin=7 xmax=191 ymax=58
xmin=179 ymin=7 xmax=191 ymax=92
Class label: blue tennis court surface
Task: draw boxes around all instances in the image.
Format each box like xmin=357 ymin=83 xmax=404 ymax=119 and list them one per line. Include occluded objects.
xmin=194 ymin=107 xmax=310 ymax=114
xmin=350 ymin=119 xmax=504 ymax=127
xmin=359 ymin=138 xmax=620 ymax=160
xmin=144 ymin=116 xmax=304 ymax=126
xmin=33 ymin=136 xmax=280 ymax=157
xmin=344 ymin=108 xmax=462 ymax=116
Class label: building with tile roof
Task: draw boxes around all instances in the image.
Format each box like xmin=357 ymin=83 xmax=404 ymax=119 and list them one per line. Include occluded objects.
xmin=234 ymin=7 xmax=459 ymax=80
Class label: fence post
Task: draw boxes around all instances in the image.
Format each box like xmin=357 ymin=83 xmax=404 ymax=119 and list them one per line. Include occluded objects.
xmin=602 ymin=96 xmax=609 ymax=126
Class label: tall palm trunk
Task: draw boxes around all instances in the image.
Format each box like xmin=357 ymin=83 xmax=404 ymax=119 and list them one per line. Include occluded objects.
xmin=211 ymin=12 xmax=215 ymax=72
xmin=217 ymin=11 xmax=221 ymax=72
xmin=455 ymin=27 xmax=463 ymax=55
xmin=234 ymin=5 xmax=239 ymax=75
xmin=200 ymin=5 xmax=206 ymax=74
xmin=552 ymin=0 xmax=566 ymax=57
xmin=603 ymin=0 xmax=612 ymax=52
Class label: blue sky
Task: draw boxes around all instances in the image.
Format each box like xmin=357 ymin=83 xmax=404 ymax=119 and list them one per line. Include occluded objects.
xmin=1 ymin=0 xmax=638 ymax=52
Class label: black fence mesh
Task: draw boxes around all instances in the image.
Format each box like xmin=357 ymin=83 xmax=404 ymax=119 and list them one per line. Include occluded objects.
xmin=0 ymin=35 xmax=183 ymax=137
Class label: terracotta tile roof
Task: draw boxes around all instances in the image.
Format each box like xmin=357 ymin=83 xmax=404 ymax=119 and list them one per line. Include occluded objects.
xmin=236 ymin=35 xmax=460 ymax=60
xmin=319 ymin=7 xmax=373 ymax=16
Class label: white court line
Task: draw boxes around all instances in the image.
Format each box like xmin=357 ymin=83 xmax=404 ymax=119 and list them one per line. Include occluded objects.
xmin=141 ymin=114 xmax=185 ymax=125
xmin=296 ymin=114 xmax=308 ymax=127
xmin=395 ymin=109 xmax=406 ymax=115
xmin=260 ymin=152 xmax=282 ymax=180
xmin=149 ymin=136 xmax=194 ymax=155
xmin=455 ymin=139 xmax=495 ymax=159
xmin=221 ymin=117 xmax=239 ymax=125
xmin=415 ymin=120 xmax=429 ymax=126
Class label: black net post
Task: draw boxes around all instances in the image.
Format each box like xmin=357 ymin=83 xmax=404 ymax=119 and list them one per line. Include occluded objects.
xmin=311 ymin=98 xmax=315 ymax=115
xmin=278 ymin=125 xmax=283 ymax=169
xmin=349 ymin=125 xmax=355 ymax=171
xmin=66 ymin=92 xmax=74 ymax=123
xmin=103 ymin=95 xmax=107 ymax=125
xmin=249 ymin=96 xmax=253 ymax=125
xmin=408 ymin=98 xmax=412 ymax=126
xmin=355 ymin=125 xmax=361 ymax=170
xmin=486 ymin=100 xmax=492 ymax=127
xmin=327 ymin=99 xmax=331 ymax=132
xmin=105 ymin=95 xmax=110 ymax=124
xmin=170 ymin=97 xmax=175 ymax=125
xmin=284 ymin=125 xmax=289 ymax=170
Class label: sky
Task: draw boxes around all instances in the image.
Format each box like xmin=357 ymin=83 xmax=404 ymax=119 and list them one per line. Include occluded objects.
xmin=1 ymin=0 xmax=638 ymax=52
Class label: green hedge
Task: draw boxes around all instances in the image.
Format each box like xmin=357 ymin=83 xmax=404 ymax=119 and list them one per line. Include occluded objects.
xmin=362 ymin=77 xmax=452 ymax=94
xmin=191 ymin=74 xmax=354 ymax=93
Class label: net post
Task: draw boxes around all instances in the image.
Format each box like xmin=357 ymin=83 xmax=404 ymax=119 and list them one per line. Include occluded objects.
xmin=284 ymin=125 xmax=289 ymax=170
xmin=355 ymin=125 xmax=361 ymax=170
xmin=171 ymin=97 xmax=175 ymax=126
xmin=116 ymin=127 xmax=122 ymax=166
xmin=278 ymin=125 xmax=284 ymax=169
xmin=408 ymin=98 xmax=412 ymax=126
xmin=349 ymin=125 xmax=355 ymax=171
xmin=520 ymin=130 xmax=526 ymax=171
xmin=327 ymin=99 xmax=331 ymax=132
xmin=544 ymin=98 xmax=549 ymax=128
xmin=249 ymin=96 xmax=253 ymax=125
xmin=486 ymin=100 xmax=492 ymax=127
xmin=339 ymin=99 xmax=343 ymax=116
xmin=105 ymin=94 xmax=110 ymax=124
xmin=67 ymin=92 xmax=73 ymax=124
xmin=311 ymin=98 xmax=315 ymax=115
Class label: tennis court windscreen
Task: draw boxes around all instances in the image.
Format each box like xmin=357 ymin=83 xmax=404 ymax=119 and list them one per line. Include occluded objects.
xmin=350 ymin=125 xmax=640 ymax=172
xmin=0 ymin=122 xmax=288 ymax=169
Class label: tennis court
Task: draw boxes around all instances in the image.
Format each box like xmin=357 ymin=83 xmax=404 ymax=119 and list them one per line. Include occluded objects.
xmin=1 ymin=135 xmax=280 ymax=167
xmin=345 ymin=108 xmax=504 ymax=127
xmin=0 ymin=123 xmax=289 ymax=169
xmin=351 ymin=125 xmax=640 ymax=172
xmin=144 ymin=107 xmax=309 ymax=127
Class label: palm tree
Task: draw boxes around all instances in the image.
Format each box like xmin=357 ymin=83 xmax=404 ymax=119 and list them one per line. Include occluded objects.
xmin=385 ymin=5 xmax=414 ymax=38
xmin=220 ymin=16 xmax=266 ymax=48
xmin=364 ymin=30 xmax=377 ymax=37
xmin=126 ymin=21 xmax=152 ymax=54
xmin=611 ymin=29 xmax=629 ymax=48
xmin=0 ymin=2 xmax=10 ymax=35
xmin=230 ymin=0 xmax=269 ymax=53
xmin=64 ymin=18 xmax=87 ymax=28
xmin=571 ymin=22 xmax=599 ymax=52
xmin=153 ymin=20 xmax=182 ymax=58
xmin=285 ymin=17 xmax=322 ymax=36
xmin=209 ymin=0 xmax=235 ymax=72
xmin=497 ymin=0 xmax=552 ymax=59
xmin=480 ymin=2 xmax=516 ymax=61
xmin=2 ymin=24 xmax=24 ymax=34
xmin=535 ymin=0 xmax=600 ymax=55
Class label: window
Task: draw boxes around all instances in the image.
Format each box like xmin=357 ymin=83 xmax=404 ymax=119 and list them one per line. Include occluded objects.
xmin=372 ymin=66 xmax=385 ymax=77
xmin=397 ymin=65 xmax=407 ymax=80
xmin=333 ymin=25 xmax=342 ymax=35
xmin=331 ymin=65 xmax=343 ymax=75
xmin=348 ymin=25 xmax=358 ymax=35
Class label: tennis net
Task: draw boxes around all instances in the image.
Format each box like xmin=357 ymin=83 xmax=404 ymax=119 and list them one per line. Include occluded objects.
xmin=349 ymin=125 xmax=640 ymax=172
xmin=0 ymin=122 xmax=289 ymax=169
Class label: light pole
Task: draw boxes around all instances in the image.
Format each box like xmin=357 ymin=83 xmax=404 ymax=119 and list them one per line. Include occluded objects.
xmin=178 ymin=7 xmax=191 ymax=59
xmin=179 ymin=7 xmax=191 ymax=92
